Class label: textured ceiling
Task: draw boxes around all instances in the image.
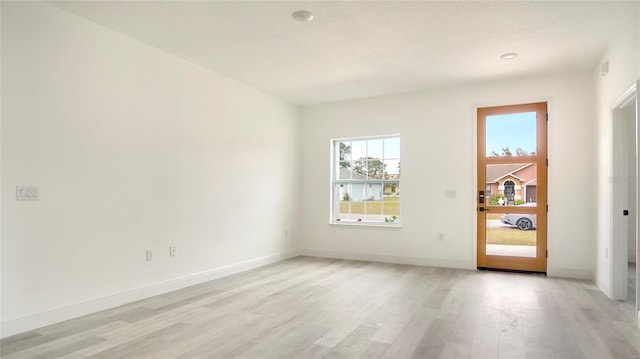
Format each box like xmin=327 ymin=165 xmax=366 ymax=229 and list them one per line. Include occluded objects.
xmin=50 ymin=1 xmax=638 ymax=105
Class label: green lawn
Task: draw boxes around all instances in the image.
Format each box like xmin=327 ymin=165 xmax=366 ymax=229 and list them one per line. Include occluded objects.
xmin=340 ymin=198 xmax=400 ymax=215
xmin=484 ymin=213 xmax=536 ymax=245
xmin=486 ymin=227 xmax=536 ymax=246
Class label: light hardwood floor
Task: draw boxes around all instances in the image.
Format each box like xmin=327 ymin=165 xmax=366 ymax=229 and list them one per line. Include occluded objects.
xmin=2 ymin=256 xmax=639 ymax=359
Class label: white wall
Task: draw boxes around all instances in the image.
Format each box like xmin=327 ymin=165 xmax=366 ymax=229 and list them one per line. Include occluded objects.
xmin=1 ymin=2 xmax=299 ymax=336
xmin=593 ymin=4 xmax=639 ymax=297
xmin=299 ymin=71 xmax=595 ymax=278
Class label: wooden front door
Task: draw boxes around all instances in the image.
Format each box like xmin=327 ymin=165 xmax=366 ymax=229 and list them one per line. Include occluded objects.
xmin=477 ymin=102 xmax=547 ymax=273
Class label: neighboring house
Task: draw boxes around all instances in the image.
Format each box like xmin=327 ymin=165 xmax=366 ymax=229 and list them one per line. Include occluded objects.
xmin=338 ymin=167 xmax=398 ymax=201
xmin=383 ymin=179 xmax=399 ymax=196
xmin=486 ymin=163 xmax=537 ymax=205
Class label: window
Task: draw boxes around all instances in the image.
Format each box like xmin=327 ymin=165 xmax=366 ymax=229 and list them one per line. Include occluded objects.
xmin=332 ymin=135 xmax=400 ymax=224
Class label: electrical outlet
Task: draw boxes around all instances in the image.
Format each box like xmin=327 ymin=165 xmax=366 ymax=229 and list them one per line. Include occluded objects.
xmin=169 ymin=246 xmax=176 ymax=257
xmin=146 ymin=250 xmax=153 ymax=261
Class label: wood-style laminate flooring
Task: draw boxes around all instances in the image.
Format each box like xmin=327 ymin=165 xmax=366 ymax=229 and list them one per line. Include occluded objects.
xmin=2 ymin=256 xmax=639 ymax=359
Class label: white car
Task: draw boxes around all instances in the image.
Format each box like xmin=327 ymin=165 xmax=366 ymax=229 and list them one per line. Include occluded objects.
xmin=500 ymin=203 xmax=537 ymax=230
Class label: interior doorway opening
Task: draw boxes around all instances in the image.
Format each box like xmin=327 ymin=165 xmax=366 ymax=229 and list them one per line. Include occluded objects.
xmin=611 ymin=81 xmax=639 ymax=327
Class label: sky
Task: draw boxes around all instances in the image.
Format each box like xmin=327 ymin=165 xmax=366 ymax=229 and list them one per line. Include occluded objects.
xmin=485 ymin=111 xmax=537 ymax=156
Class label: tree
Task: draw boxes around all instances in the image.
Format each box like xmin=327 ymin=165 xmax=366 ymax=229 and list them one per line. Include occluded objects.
xmin=490 ymin=146 xmax=534 ymax=157
xmin=515 ymin=147 xmax=535 ymax=156
xmin=339 ymin=143 xmax=351 ymax=169
xmin=353 ymin=157 xmax=386 ymax=179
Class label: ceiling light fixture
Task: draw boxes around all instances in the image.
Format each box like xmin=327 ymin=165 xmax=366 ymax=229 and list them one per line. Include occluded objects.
xmin=500 ymin=53 xmax=519 ymax=60
xmin=292 ymin=10 xmax=314 ymax=22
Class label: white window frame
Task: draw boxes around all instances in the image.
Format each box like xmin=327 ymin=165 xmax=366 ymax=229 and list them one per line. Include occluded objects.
xmin=330 ymin=134 xmax=401 ymax=226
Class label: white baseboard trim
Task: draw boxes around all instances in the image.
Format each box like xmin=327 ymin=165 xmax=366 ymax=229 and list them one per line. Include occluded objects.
xmin=1 ymin=250 xmax=300 ymax=339
xmin=299 ymin=248 xmax=475 ymax=270
xmin=547 ymin=267 xmax=594 ymax=280
xmin=301 ymin=249 xmax=597 ymax=281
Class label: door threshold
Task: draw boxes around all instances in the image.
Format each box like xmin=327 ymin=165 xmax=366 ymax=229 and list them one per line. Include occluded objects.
xmin=478 ymin=266 xmax=547 ymax=276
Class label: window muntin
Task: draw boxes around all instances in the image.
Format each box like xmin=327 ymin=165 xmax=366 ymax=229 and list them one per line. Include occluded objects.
xmin=332 ymin=135 xmax=400 ymax=224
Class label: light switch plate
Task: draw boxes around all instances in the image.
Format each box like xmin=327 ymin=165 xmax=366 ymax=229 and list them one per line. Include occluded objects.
xmin=17 ymin=186 xmax=40 ymax=201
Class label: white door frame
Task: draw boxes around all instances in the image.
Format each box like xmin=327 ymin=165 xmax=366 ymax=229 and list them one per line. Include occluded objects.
xmin=611 ymin=80 xmax=639 ymax=326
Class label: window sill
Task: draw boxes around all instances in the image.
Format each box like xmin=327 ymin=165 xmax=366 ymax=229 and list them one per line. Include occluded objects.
xmin=329 ymin=221 xmax=402 ymax=229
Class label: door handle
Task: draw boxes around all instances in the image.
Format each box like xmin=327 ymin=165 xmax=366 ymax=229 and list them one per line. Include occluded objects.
xmin=478 ymin=207 xmax=490 ymax=212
